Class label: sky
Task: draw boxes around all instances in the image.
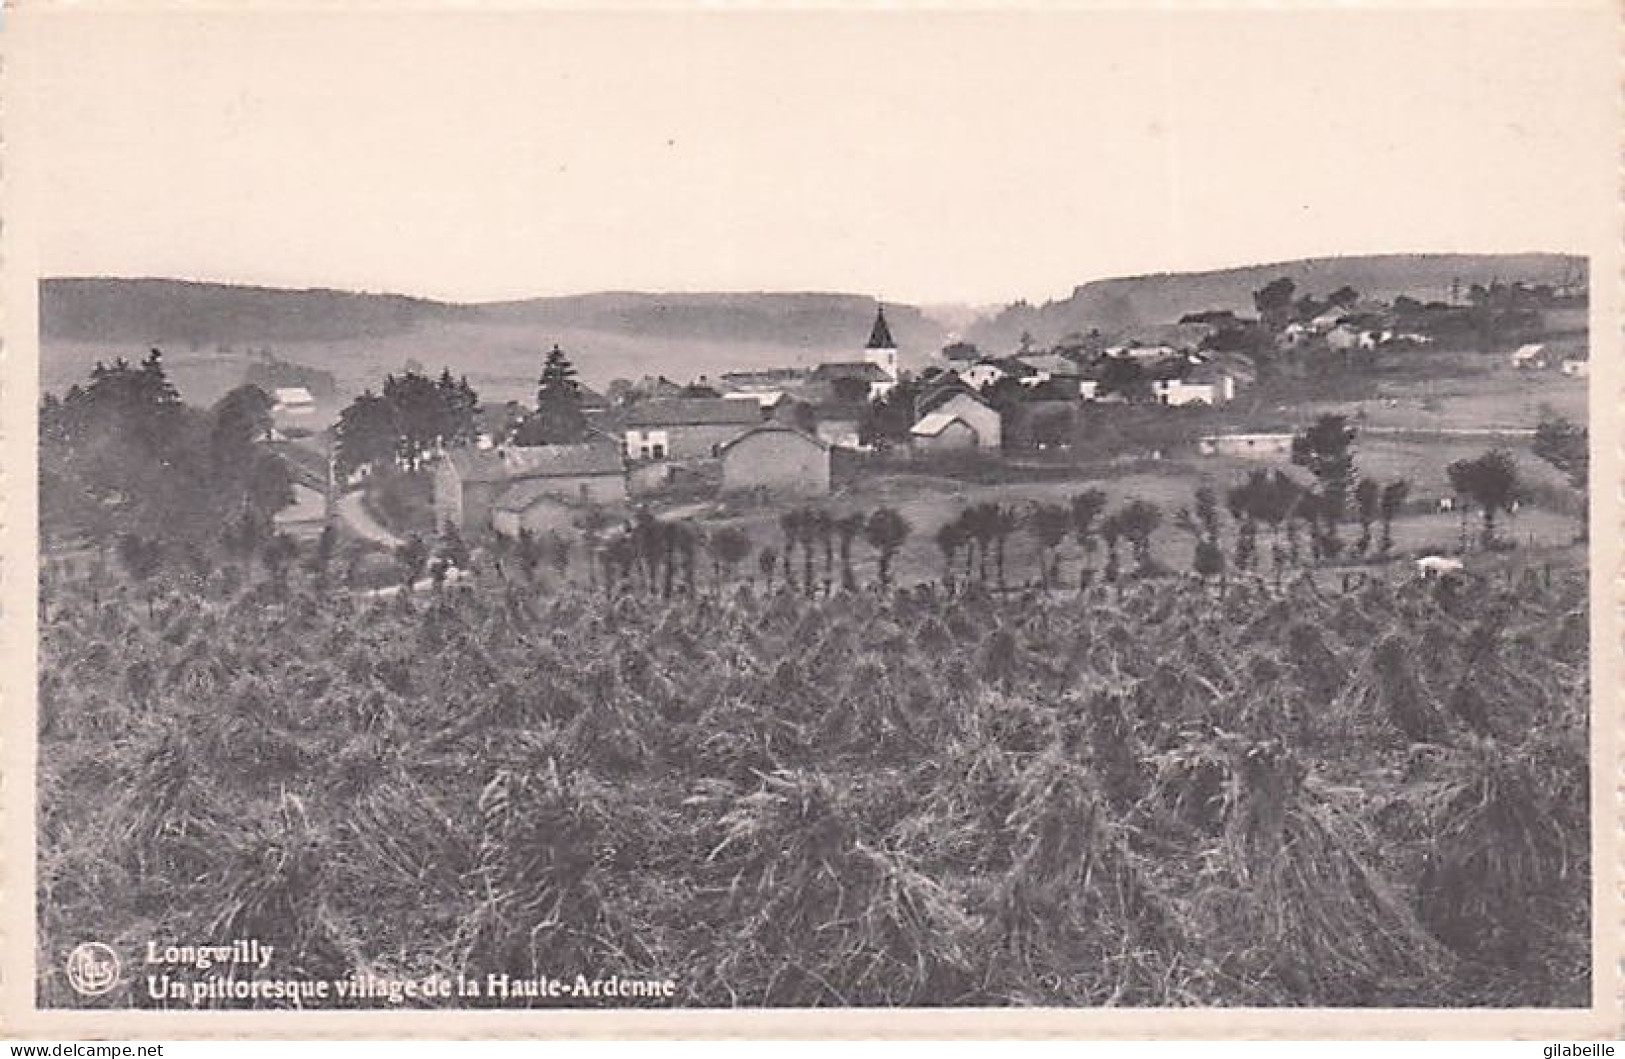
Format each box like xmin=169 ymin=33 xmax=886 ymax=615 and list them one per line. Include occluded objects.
xmin=10 ymin=4 xmax=1616 ymax=306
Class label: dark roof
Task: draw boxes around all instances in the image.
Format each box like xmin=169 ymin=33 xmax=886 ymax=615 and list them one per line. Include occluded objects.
xmin=493 ymin=479 xmax=591 ymax=513
xmin=619 ymin=397 xmax=763 ymax=428
xmin=916 ymin=379 xmax=984 ymax=415
xmin=444 ymin=443 xmax=624 ymax=483
xmin=719 ymin=421 xmax=831 ymax=454
xmin=721 ymin=368 xmax=809 ymax=388
xmin=867 ymin=305 xmax=896 ymax=350
xmin=811 ymin=402 xmax=866 ymax=423
xmin=810 ymin=361 xmax=889 ymax=382
xmin=1022 ymin=379 xmax=1081 ymax=402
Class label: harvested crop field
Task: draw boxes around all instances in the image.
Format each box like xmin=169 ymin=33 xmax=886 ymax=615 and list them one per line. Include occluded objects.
xmin=37 ymin=567 xmax=1591 ymax=1008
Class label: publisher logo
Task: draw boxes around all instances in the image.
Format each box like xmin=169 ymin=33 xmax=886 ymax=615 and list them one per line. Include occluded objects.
xmin=65 ymin=942 xmax=121 ymax=996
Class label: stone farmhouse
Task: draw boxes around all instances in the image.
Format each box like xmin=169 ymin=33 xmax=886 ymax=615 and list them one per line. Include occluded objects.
xmin=434 ymin=442 xmax=627 ymax=534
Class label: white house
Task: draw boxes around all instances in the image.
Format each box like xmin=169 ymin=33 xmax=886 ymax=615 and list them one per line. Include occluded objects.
xmin=1511 ymin=343 xmax=1549 ymax=369
xmin=1151 ymin=372 xmax=1236 ymax=407
xmin=1280 ymin=322 xmax=1316 ymax=349
xmin=1310 ymin=309 xmax=1348 ymax=332
xmin=273 ymin=386 xmax=315 ymax=415
xmin=957 ymin=359 xmax=1007 ymax=390
xmin=1561 ymin=358 xmax=1590 ymax=378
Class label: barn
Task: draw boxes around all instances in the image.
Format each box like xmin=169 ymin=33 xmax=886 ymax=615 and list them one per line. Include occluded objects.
xmin=911 ymin=390 xmax=1002 ymax=450
xmin=719 ymin=423 xmax=832 ymax=497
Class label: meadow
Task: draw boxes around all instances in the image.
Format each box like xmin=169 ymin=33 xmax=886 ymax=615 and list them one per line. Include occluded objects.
xmin=37 ymin=559 xmax=1591 ymax=1009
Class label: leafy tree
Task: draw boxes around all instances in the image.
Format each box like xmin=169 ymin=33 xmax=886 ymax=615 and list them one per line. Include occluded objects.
xmin=1253 ymin=276 xmax=1297 ymax=330
xmin=807 ymin=508 xmax=834 ymax=591
xmin=1116 ymin=499 xmax=1162 ymax=571
xmin=1327 ymin=285 xmax=1361 ymax=310
xmin=988 ymin=504 xmax=1020 ymax=592
xmin=1533 ymin=415 xmax=1588 ymax=494
xmin=1291 ymin=414 xmax=1358 ymax=559
xmin=436 ymin=369 xmax=481 ymax=447
xmin=1448 ymin=449 xmax=1520 ymax=549
xmin=1177 ymin=487 xmax=1225 ymax=580
xmin=514 ymin=528 xmax=542 ymax=583
xmin=1026 ymin=502 xmax=1072 ymax=590
xmin=395 ymin=533 xmax=429 ymax=588
xmin=707 ymin=526 xmax=752 ymax=585
xmin=335 ymin=390 xmax=400 ymax=479
xmin=1099 ymin=511 xmax=1125 ymax=582
xmin=1069 ymin=489 xmax=1107 ymax=588
xmin=1226 ymin=471 xmax=1266 ymax=572
xmin=778 ymin=509 xmax=807 ymax=593
xmin=934 ymin=520 xmax=963 ymax=586
xmin=1353 ymin=478 xmax=1381 ymax=557
xmin=860 ymin=375 xmax=924 ymax=448
xmin=1098 ymin=357 xmax=1152 ymax=402
xmin=211 ymin=385 xmax=275 ymax=453
xmin=835 ymin=513 xmax=866 ymax=591
xmin=1378 ymin=479 xmax=1410 ymax=554
xmin=382 ymin=371 xmax=450 ymax=470
xmin=863 ymin=507 xmax=911 ymax=588
xmin=437 ymin=520 xmax=470 ymax=571
xmin=513 ymin=344 xmax=588 ymax=445
xmin=305 ymin=523 xmax=338 ymax=587
xmin=757 ymin=545 xmax=779 ymax=589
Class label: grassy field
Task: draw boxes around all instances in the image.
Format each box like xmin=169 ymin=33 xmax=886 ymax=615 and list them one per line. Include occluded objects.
xmin=1291 ymin=358 xmax=1586 ymax=432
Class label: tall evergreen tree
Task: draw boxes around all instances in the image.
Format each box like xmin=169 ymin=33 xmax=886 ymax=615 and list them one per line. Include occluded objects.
xmin=514 ymin=344 xmax=588 ymax=445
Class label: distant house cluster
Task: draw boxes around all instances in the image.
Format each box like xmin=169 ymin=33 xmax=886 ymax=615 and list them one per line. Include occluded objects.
xmin=1511 ymin=342 xmax=1588 ymax=377
xmin=433 ymin=308 xmax=907 ymax=528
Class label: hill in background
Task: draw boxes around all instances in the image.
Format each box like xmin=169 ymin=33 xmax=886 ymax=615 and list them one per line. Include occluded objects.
xmin=41 ymin=251 xmax=1584 ymax=408
xmin=40 ymin=280 xmax=947 ymax=404
xmin=965 ymin=252 xmax=1585 ymax=351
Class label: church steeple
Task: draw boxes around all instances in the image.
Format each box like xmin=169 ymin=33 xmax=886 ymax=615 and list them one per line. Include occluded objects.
xmin=866 ymin=303 xmax=896 ymax=351
xmin=863 ymin=302 xmax=898 ymax=389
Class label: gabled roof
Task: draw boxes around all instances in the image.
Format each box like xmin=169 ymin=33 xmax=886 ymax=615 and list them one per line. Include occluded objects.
xmin=444 ymin=443 xmax=624 ymax=483
xmin=918 ymin=381 xmax=990 ymax=416
xmin=912 ymin=412 xmax=971 ymax=437
xmin=867 ymin=305 xmax=896 ymax=350
xmin=810 ymin=361 xmax=890 ymax=383
xmin=619 ymin=397 xmax=763 ymax=428
xmin=1015 ymin=354 xmax=1082 ymax=376
xmin=719 ymin=421 xmax=832 ymax=454
xmin=274 ymin=386 xmax=314 ymax=404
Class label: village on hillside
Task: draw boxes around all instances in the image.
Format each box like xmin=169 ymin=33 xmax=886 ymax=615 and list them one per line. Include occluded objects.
xmin=282 ymin=273 xmax=1586 ymax=573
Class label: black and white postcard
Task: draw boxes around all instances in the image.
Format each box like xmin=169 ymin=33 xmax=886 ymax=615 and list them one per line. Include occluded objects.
xmin=1 ymin=0 xmax=1618 ymax=1039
